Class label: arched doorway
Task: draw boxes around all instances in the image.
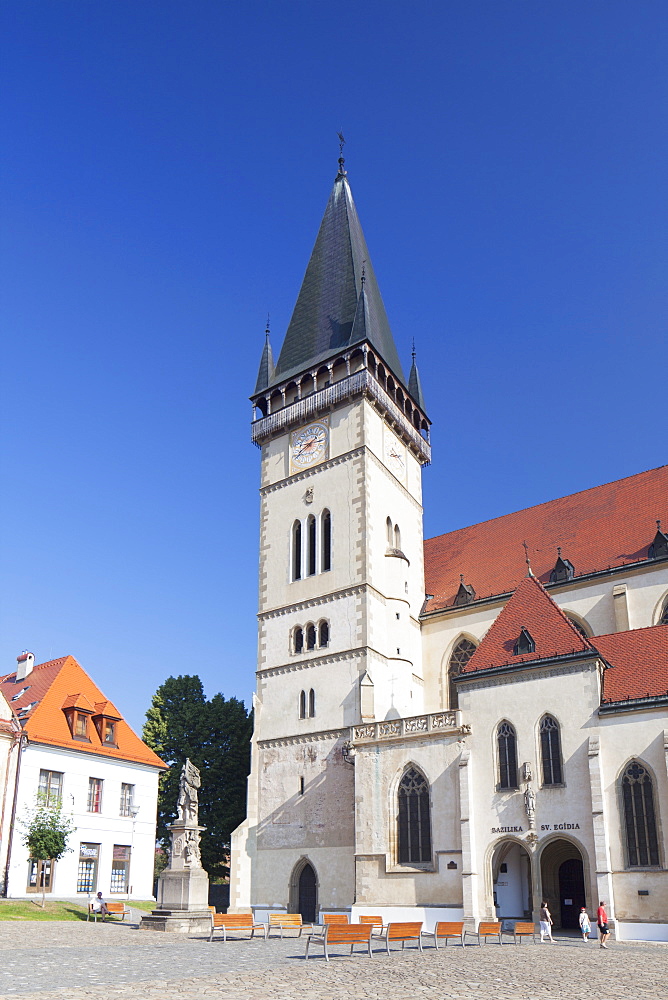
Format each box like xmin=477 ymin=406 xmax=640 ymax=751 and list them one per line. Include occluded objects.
xmin=490 ymin=840 xmax=532 ymax=920
xmin=289 ymin=859 xmax=318 ymax=923
xmin=540 ymin=839 xmax=586 ymax=930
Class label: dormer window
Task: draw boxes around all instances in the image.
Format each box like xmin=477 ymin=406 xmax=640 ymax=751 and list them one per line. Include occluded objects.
xmin=75 ymin=713 xmax=88 ymax=738
xmin=549 ymin=548 xmax=574 ymax=583
xmin=454 ymin=575 xmax=476 ymax=606
xmin=11 ymin=686 xmax=30 ymax=702
xmin=103 ymin=720 xmax=116 ymax=744
xmin=514 ymin=628 xmax=535 ymax=656
xmin=648 ymin=520 xmax=668 ymax=560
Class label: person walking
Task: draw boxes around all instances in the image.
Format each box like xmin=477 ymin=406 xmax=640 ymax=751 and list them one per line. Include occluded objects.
xmin=539 ymin=901 xmax=554 ymax=943
xmin=578 ymin=907 xmax=592 ymax=941
xmin=596 ymin=901 xmax=610 ymax=949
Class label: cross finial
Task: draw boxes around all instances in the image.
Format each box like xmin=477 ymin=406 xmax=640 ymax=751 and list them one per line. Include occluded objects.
xmin=658 ymin=519 xmax=662 ymax=531
xmin=412 ymin=338 xmax=416 ymax=363
xmin=523 ymin=540 xmax=534 ymax=577
xmin=337 ymin=130 xmax=346 ymax=175
xmin=361 ymin=259 xmax=366 ymax=287
xmin=265 ymin=313 xmax=270 ymax=341
xmin=557 ymin=546 xmax=562 ymax=557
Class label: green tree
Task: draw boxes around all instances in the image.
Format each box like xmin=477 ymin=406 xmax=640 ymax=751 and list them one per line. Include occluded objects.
xmin=22 ymin=796 xmax=75 ymax=908
xmin=143 ymin=675 xmax=252 ymax=881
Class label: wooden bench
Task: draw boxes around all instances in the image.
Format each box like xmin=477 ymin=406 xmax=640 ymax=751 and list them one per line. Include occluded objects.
xmin=382 ymin=921 xmax=423 ymax=955
xmin=87 ymin=900 xmax=130 ymax=922
xmin=305 ymin=922 xmax=373 ymax=961
xmin=322 ymin=913 xmax=349 ymax=924
xmin=513 ymin=921 xmax=538 ymax=944
xmin=268 ymin=913 xmax=312 ymax=938
xmin=359 ymin=915 xmax=385 ymax=937
xmin=208 ymin=912 xmax=267 ymax=942
xmin=471 ymin=920 xmax=503 ymax=945
xmin=422 ymin=921 xmax=466 ymax=948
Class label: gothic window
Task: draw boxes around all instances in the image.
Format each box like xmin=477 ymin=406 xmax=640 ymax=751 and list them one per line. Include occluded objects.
xmin=306 ymin=623 xmax=316 ymax=651
xmin=397 ymin=766 xmax=432 ymax=865
xmin=514 ymin=628 xmax=535 ymax=656
xmin=394 ymin=524 xmax=401 ymax=550
xmin=622 ymin=761 xmax=660 ymax=867
xmin=386 ymin=517 xmax=393 ymax=547
xmin=540 ymin=715 xmax=563 ymax=785
xmin=448 ymin=638 xmax=477 ymax=710
xmin=308 ymin=689 xmax=316 ymax=718
xmin=660 ymin=599 xmax=668 ymax=626
xmin=307 ymin=515 xmax=317 ymax=576
xmin=321 ymin=510 xmax=332 ymax=572
xmin=497 ymin=721 xmax=518 ymax=790
xmin=565 ymin=614 xmax=591 ymax=638
xmin=292 ymin=521 xmax=302 ymax=581
xmin=294 ymin=627 xmax=304 ymax=654
xmin=318 ymin=620 xmax=329 ymax=647
xmin=299 ymin=690 xmax=306 ymax=720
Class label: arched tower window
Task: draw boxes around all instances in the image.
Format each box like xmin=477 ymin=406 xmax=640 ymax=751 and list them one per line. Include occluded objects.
xmin=306 ymin=624 xmax=316 ymax=651
xmin=448 ymin=638 xmax=477 ymax=710
xmin=386 ymin=517 xmax=393 ymax=547
xmin=318 ymin=620 xmax=329 ymax=647
xmin=497 ymin=721 xmax=518 ymax=790
xmin=622 ymin=761 xmax=660 ymax=867
xmin=299 ymin=690 xmax=306 ymax=720
xmin=292 ymin=521 xmax=302 ymax=581
xmin=294 ymin=627 xmax=304 ymax=654
xmin=321 ymin=510 xmax=331 ymax=572
xmin=397 ymin=766 xmax=431 ymax=865
xmin=540 ymin=715 xmax=563 ymax=785
xmin=394 ymin=524 xmax=401 ymax=550
xmin=307 ymin=514 xmax=316 ymax=576
xmin=308 ymin=689 xmax=316 ymax=718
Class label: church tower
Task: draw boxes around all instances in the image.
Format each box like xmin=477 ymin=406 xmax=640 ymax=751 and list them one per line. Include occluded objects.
xmin=230 ymin=154 xmax=431 ymax=920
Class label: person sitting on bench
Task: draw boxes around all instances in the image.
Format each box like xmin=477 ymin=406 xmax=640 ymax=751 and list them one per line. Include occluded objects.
xmin=91 ymin=892 xmax=109 ymax=918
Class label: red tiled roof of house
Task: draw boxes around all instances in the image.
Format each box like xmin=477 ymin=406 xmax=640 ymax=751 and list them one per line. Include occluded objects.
xmin=424 ymin=465 xmax=668 ymax=613
xmin=0 ymin=656 xmax=165 ymax=769
xmin=596 ymin=627 xmax=668 ymax=702
xmin=464 ymin=575 xmax=592 ymax=673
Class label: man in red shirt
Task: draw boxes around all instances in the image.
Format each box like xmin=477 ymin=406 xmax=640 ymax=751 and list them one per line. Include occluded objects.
xmin=596 ymin=901 xmax=610 ymax=949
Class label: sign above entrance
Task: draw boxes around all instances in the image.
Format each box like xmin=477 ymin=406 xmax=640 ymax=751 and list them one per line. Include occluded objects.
xmin=540 ymin=823 xmax=581 ymax=831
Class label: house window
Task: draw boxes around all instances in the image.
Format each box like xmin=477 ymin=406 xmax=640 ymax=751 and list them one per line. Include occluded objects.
xmin=307 ymin=514 xmax=317 ymax=576
xmin=318 ymin=620 xmax=329 ymax=647
xmin=38 ymin=769 xmax=63 ymax=807
xmin=308 ymin=689 xmax=315 ymax=718
xmin=321 ymin=509 xmax=331 ymax=571
xmin=299 ymin=690 xmax=306 ymax=720
xmin=294 ymin=626 xmax=304 ymax=654
xmin=397 ymin=766 xmax=431 ymax=864
xmin=448 ymin=637 xmax=477 ymax=710
xmin=622 ymin=761 xmax=660 ymax=867
xmin=87 ymin=778 xmax=103 ymax=813
xmin=75 ymin=713 xmax=89 ymax=738
xmin=513 ymin=628 xmax=535 ymax=656
xmin=497 ymin=721 xmax=518 ymax=789
xmin=120 ymin=783 xmax=134 ymax=817
xmin=103 ymin=720 xmax=116 ymax=745
xmin=540 ymin=715 xmax=563 ymax=785
xmin=292 ymin=520 xmax=302 ymax=581
xmin=110 ymin=845 xmax=131 ymax=893
xmin=77 ymin=843 xmax=100 ymax=893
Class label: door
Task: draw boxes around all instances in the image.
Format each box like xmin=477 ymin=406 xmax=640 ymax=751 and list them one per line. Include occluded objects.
xmin=558 ymin=858 xmax=585 ymax=929
xmin=298 ymin=863 xmax=317 ymax=923
xmin=26 ymin=859 xmax=54 ymax=893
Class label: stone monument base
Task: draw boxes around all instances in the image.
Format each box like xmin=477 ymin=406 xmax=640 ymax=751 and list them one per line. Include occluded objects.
xmin=139 ymin=907 xmax=212 ymax=934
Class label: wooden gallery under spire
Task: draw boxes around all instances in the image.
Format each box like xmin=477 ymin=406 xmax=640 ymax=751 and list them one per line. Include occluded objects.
xmin=230 ymin=154 xmax=668 ymax=942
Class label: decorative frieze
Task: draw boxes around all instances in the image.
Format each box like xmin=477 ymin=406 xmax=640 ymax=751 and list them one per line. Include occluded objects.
xmin=257 ymin=585 xmax=365 ymax=621
xmin=351 ymin=710 xmax=463 ymax=744
xmin=258 ymin=728 xmax=348 ymax=749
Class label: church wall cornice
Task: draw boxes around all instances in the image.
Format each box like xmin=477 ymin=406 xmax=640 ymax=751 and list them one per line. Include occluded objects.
xmin=258 ymin=728 xmax=349 ymax=749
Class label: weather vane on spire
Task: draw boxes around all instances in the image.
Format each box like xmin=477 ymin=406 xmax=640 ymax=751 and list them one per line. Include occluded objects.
xmin=412 ymin=338 xmax=416 ymax=362
xmin=337 ymin=130 xmax=346 ymax=174
xmin=265 ymin=313 xmax=270 ymax=340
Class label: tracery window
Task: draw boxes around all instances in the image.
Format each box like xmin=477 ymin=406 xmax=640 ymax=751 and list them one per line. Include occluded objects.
xmin=497 ymin=721 xmax=518 ymax=790
xmin=622 ymin=761 xmax=660 ymax=867
xmin=540 ymin=715 xmax=563 ymax=785
xmin=448 ymin=638 xmax=477 ymax=710
xmin=660 ymin=599 xmax=668 ymax=626
xmin=397 ymin=767 xmax=432 ymax=865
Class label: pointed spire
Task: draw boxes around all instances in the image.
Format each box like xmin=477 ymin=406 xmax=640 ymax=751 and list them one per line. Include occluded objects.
xmin=253 ymin=317 xmax=275 ymax=394
xmin=272 ymin=169 xmax=406 ymax=386
xmin=408 ymin=341 xmax=426 ymax=411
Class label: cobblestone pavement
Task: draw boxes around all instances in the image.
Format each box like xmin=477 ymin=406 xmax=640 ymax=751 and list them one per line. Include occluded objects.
xmin=0 ymin=920 xmax=666 ymax=999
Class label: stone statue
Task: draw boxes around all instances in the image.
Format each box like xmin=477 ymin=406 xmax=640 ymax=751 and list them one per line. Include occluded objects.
xmin=176 ymin=758 xmax=201 ymax=825
xmin=524 ymin=783 xmax=536 ymax=830
xmin=183 ymin=830 xmax=202 ymax=868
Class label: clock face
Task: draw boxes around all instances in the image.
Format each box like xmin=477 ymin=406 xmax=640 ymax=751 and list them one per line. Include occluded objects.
xmin=384 ymin=434 xmax=406 ymax=481
xmin=290 ymin=420 xmax=329 ymax=472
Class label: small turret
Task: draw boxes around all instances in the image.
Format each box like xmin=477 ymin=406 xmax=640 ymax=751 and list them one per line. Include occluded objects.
xmin=408 ymin=345 xmax=426 ymax=411
xmin=254 ymin=322 xmax=275 ymax=395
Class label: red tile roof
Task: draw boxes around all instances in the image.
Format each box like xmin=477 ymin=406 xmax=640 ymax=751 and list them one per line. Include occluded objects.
xmin=464 ymin=575 xmax=592 ymax=673
xmin=596 ymin=627 xmax=668 ymax=703
xmin=0 ymin=656 xmax=165 ymax=769
xmin=424 ymin=465 xmax=668 ymax=613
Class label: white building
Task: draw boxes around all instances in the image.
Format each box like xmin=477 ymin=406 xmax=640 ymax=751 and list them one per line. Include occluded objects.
xmin=230 ymin=155 xmax=668 ymax=942
xmin=0 ymin=653 xmax=165 ymax=900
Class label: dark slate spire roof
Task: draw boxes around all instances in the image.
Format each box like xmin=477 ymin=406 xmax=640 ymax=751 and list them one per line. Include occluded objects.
xmin=254 ymin=330 xmax=275 ymax=394
xmin=408 ymin=349 xmax=426 ymax=411
xmin=272 ymin=167 xmax=406 ymax=387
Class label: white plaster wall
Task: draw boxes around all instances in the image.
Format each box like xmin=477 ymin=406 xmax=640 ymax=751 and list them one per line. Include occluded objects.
xmin=7 ymin=743 xmax=159 ymax=900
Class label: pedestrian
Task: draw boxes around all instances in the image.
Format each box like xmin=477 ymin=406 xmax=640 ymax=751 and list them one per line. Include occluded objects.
xmin=578 ymin=907 xmax=591 ymax=941
xmin=539 ymin=901 xmax=554 ymax=943
xmin=596 ymin=900 xmax=610 ymax=949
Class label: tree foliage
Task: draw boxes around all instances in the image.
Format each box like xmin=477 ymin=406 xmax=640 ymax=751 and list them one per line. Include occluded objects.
xmin=21 ymin=795 xmax=75 ymax=907
xmin=143 ymin=674 xmax=252 ymax=881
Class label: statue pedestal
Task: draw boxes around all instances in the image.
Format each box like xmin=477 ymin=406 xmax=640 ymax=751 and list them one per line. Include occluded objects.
xmin=140 ymin=823 xmax=211 ymax=934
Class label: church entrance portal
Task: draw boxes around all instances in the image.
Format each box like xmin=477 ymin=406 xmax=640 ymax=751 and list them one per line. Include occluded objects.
xmin=291 ymin=861 xmax=317 ymax=924
xmin=540 ymin=840 xmax=586 ymax=929
xmin=491 ymin=841 xmax=532 ymax=920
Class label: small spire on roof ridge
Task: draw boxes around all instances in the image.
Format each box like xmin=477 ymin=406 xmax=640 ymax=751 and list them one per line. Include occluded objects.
xmin=460 ymin=573 xmax=464 ymax=583
xmin=522 ymin=540 xmax=535 ymax=577
xmin=361 ymin=259 xmax=366 ymax=288
xmin=265 ymin=313 xmax=270 ymax=341
xmin=411 ymin=338 xmax=416 ymax=363
xmin=658 ymin=519 xmax=662 ymax=530
xmin=557 ymin=546 xmax=562 ymax=557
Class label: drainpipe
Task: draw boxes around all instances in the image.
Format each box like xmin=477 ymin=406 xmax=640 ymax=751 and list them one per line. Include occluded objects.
xmin=2 ymin=729 xmax=28 ymax=897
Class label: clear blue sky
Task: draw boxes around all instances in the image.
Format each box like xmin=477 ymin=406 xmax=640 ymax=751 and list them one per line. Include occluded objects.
xmin=1 ymin=2 xmax=666 ymax=733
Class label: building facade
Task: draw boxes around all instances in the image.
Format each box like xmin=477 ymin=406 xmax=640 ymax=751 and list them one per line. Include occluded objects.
xmin=0 ymin=654 xmax=165 ymax=900
xmin=230 ymin=158 xmax=668 ymax=941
